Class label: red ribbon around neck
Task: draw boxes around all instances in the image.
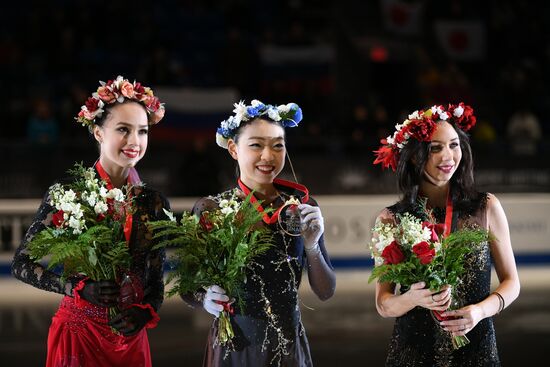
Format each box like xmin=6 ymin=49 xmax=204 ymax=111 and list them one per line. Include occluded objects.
xmin=95 ymin=160 xmax=140 ymax=244
xmin=443 ymin=191 xmax=453 ymax=238
xmin=237 ymin=178 xmax=309 ymax=225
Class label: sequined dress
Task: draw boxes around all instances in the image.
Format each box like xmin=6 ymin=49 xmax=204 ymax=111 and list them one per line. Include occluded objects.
xmin=191 ymin=183 xmax=332 ymax=367
xmin=384 ymin=194 xmax=501 ymax=367
xmin=11 ymin=171 xmax=169 ymax=367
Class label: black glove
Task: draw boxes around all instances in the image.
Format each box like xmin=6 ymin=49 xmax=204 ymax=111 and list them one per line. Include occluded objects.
xmin=78 ymin=280 xmax=120 ymax=307
xmin=108 ymin=306 xmax=153 ymax=336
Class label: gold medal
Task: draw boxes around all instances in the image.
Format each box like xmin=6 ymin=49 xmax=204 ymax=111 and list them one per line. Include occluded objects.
xmin=277 ymin=196 xmax=302 ymax=237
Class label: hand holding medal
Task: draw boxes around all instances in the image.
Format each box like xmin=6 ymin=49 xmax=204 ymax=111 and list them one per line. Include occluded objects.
xmin=297 ymin=203 xmax=324 ymax=251
xmin=278 ymin=196 xmax=324 ymax=251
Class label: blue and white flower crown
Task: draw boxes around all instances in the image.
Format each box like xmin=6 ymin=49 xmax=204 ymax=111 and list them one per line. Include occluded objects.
xmin=216 ymin=99 xmax=303 ymax=148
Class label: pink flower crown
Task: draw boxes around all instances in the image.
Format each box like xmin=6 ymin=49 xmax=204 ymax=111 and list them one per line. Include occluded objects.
xmin=76 ymin=75 xmax=165 ymax=127
xmin=373 ymin=102 xmax=476 ymax=171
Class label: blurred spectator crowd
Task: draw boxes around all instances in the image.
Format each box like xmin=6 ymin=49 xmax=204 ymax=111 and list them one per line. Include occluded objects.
xmin=1 ymin=0 xmax=549 ymax=197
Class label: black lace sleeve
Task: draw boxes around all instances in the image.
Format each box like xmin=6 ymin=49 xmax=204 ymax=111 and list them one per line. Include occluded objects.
xmin=141 ymin=191 xmax=170 ymax=312
xmin=11 ymin=186 xmax=79 ymax=296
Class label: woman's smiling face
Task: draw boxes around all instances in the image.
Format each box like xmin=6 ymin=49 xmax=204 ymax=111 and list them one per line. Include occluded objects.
xmin=228 ymin=118 xmax=286 ymax=190
xmin=423 ymin=120 xmax=462 ymax=187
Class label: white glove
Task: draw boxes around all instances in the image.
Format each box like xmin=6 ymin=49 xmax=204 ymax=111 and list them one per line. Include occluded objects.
xmin=203 ymin=285 xmax=229 ymax=317
xmin=299 ymin=204 xmax=324 ymax=250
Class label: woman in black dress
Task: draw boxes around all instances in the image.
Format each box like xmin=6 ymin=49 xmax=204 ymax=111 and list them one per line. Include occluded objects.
xmin=372 ymin=103 xmax=520 ymax=366
xmin=184 ymin=100 xmax=336 ymax=366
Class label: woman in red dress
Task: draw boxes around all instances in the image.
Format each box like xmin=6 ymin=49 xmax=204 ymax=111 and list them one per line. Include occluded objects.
xmin=12 ymin=76 xmax=170 ymax=367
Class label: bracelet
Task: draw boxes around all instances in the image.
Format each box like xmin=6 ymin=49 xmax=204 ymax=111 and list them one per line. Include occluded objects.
xmin=305 ymin=242 xmax=321 ymax=256
xmin=492 ymin=291 xmax=505 ymax=314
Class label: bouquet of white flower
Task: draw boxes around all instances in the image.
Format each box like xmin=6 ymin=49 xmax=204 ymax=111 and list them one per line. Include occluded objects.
xmin=27 ymin=162 xmax=132 ymax=302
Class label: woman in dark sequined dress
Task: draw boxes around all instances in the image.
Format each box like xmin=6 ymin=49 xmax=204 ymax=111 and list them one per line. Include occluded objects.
xmin=371 ymin=103 xmax=520 ymax=366
xmin=183 ymin=100 xmax=336 ymax=366
xmin=11 ymin=76 xmax=170 ymax=367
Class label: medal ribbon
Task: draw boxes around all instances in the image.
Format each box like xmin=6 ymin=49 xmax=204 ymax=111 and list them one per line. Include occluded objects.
xmin=443 ymin=190 xmax=453 ymax=238
xmin=237 ymin=178 xmax=309 ymax=225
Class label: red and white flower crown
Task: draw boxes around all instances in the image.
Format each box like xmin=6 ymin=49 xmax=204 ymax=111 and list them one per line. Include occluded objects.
xmin=76 ymin=75 xmax=165 ymax=127
xmin=373 ymin=102 xmax=476 ymax=171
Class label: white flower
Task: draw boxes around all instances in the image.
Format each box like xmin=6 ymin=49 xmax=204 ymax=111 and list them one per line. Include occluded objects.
xmin=63 ymin=189 xmax=76 ymax=203
xmin=431 ymin=105 xmax=444 ymax=115
xmin=72 ymin=204 xmax=83 ymax=219
xmin=219 ymin=198 xmax=237 ymax=216
xmin=60 ymin=201 xmax=73 ymax=213
xmin=251 ymin=99 xmax=263 ymax=107
xmin=221 ymin=115 xmax=239 ymax=131
xmin=453 ymin=105 xmax=464 ymax=117
xmin=94 ymin=201 xmax=108 ymax=215
xmin=277 ymin=104 xmax=291 ymax=114
xmin=99 ymin=186 xmax=108 ymax=198
xmin=68 ymin=216 xmax=82 ymax=232
xmin=395 ymin=213 xmax=429 ymax=248
xmin=216 ymin=133 xmax=229 ymax=148
xmin=84 ymin=191 xmax=98 ymax=207
xmin=433 ymin=241 xmax=442 ymax=253
xmin=408 ymin=110 xmax=420 ymax=120
xmin=163 ymin=208 xmax=176 ymax=222
xmin=106 ymin=188 xmax=124 ymax=202
xmin=233 ymin=100 xmax=248 ymax=123
xmin=113 ymin=75 xmax=124 ymax=89
xmin=267 ymin=107 xmax=281 ymax=121
xmin=220 ymin=206 xmax=234 ymax=215
xmin=439 ymin=111 xmax=450 ymax=120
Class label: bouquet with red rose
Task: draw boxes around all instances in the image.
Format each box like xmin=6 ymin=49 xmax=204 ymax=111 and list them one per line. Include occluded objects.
xmin=148 ymin=190 xmax=273 ymax=348
xmin=26 ymin=163 xmax=134 ymax=326
xmin=368 ymin=210 xmax=488 ymax=349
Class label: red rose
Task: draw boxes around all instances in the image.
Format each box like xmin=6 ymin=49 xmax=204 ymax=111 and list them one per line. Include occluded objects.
xmin=85 ymin=97 xmax=101 ymax=112
xmin=450 ymin=103 xmax=477 ymax=131
xmin=199 ymin=213 xmax=214 ymax=232
xmin=96 ymin=213 xmax=106 ymax=222
xmin=52 ymin=210 xmax=65 ymax=227
xmin=412 ymin=241 xmax=436 ymax=265
xmin=408 ymin=118 xmax=437 ymax=142
xmin=381 ymin=240 xmax=405 ymax=265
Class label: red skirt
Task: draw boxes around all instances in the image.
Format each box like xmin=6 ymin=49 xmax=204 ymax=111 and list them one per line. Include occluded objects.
xmin=46 ymin=296 xmax=152 ymax=367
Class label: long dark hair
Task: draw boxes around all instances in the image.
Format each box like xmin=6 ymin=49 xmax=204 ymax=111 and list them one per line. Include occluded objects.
xmin=392 ymin=126 xmax=485 ymax=217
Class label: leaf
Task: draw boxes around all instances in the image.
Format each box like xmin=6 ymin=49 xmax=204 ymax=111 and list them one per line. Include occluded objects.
xmin=148 ymin=189 xmax=273 ymax=301
xmin=88 ymin=246 xmax=98 ymax=266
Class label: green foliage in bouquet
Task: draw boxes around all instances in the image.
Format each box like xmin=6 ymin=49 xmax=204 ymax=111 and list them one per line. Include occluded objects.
xmin=368 ymin=227 xmax=489 ymax=290
xmin=148 ymin=190 xmax=273 ymax=347
xmin=26 ymin=163 xmax=132 ymax=282
xmin=27 ymin=223 xmax=130 ymax=281
xmin=149 ymin=191 xmax=273 ymax=306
